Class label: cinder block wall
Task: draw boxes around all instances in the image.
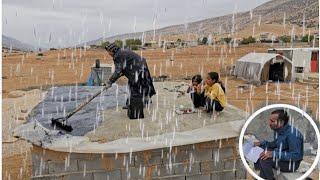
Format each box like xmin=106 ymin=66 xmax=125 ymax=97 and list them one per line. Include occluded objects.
xmin=31 ymin=138 xmax=247 ymax=180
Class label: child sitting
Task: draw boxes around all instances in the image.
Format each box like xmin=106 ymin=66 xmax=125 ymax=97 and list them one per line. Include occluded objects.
xmin=187 ymin=75 xmax=205 ymax=108
xmin=204 ymin=72 xmax=226 ymax=115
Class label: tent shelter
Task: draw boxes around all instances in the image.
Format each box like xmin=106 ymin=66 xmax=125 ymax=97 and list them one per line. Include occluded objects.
xmin=234 ymin=53 xmax=293 ymax=85
xmin=268 ymin=48 xmax=319 ymax=79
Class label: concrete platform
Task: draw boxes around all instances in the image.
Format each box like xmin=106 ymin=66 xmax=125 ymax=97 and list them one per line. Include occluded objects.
xmin=14 ymin=82 xmax=247 ymax=153
xmin=14 ymin=81 xmax=248 ymax=179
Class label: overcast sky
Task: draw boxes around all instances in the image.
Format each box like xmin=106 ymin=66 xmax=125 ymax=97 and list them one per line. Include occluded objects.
xmin=3 ymin=0 xmax=269 ymax=48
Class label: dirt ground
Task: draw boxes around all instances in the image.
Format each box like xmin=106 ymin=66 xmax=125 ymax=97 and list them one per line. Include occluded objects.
xmin=2 ymin=44 xmax=319 ymax=179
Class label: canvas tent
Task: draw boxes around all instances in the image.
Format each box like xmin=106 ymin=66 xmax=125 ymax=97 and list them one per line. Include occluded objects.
xmin=234 ymin=53 xmax=293 ymax=85
xmin=268 ymin=48 xmax=319 ymax=73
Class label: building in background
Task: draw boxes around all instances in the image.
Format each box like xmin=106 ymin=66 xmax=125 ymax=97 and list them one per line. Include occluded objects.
xmin=268 ymin=48 xmax=319 ymax=80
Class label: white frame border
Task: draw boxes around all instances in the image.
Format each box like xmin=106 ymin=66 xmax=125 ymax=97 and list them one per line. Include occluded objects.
xmin=239 ymin=104 xmax=320 ymax=180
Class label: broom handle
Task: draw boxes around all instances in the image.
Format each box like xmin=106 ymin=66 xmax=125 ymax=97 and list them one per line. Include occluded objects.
xmin=65 ymin=86 xmax=109 ymax=120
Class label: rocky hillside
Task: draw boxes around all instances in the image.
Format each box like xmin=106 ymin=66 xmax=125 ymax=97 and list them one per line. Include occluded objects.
xmin=254 ymin=0 xmax=318 ymax=26
xmin=86 ymin=0 xmax=318 ymax=45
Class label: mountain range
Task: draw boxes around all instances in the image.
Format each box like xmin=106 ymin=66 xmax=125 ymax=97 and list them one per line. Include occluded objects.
xmin=2 ymin=35 xmax=35 ymax=52
xmin=85 ymin=0 xmax=318 ymax=45
xmin=2 ymin=0 xmax=318 ymax=51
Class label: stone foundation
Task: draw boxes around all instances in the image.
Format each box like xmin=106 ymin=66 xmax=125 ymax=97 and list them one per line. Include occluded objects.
xmin=31 ymin=138 xmax=247 ymax=180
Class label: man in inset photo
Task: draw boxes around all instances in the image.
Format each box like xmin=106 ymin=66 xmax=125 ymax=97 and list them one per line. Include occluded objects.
xmin=254 ymin=109 xmax=304 ymax=180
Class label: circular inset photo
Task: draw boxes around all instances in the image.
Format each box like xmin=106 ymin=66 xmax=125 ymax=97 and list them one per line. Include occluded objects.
xmin=239 ymin=104 xmax=320 ymax=180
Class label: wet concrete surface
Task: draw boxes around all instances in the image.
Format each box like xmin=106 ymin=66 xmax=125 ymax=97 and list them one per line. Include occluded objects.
xmin=27 ymin=85 xmax=127 ymax=136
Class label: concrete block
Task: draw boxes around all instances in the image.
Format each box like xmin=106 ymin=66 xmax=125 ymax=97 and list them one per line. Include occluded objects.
xmin=196 ymin=138 xmax=237 ymax=149
xmin=32 ymin=154 xmax=41 ymax=175
xmin=32 ymin=154 xmax=50 ymax=176
xmin=201 ymin=161 xmax=223 ymax=173
xmin=61 ymin=172 xmax=94 ymax=180
xmin=176 ymin=144 xmax=195 ymax=152
xmin=32 ymin=146 xmax=68 ymax=162
xmin=166 ymin=148 xmax=196 ymax=165
xmin=174 ymin=162 xmax=201 ymax=175
xmin=161 ymin=145 xmax=195 ymax=164
xmin=186 ymin=174 xmax=211 ymax=180
xmin=152 ymin=164 xmax=174 ymax=177
xmin=101 ymin=154 xmax=134 ymax=170
xmin=77 ymin=158 xmax=105 ymax=171
xmin=214 ymin=147 xmax=234 ymax=161
xmin=193 ymin=148 xmax=213 ymax=162
xmin=121 ymin=165 xmax=156 ymax=180
xmin=69 ymin=153 xmax=102 ymax=160
xmin=224 ymin=159 xmax=236 ymax=170
xmin=220 ymin=171 xmax=236 ymax=179
xmin=48 ymin=160 xmax=78 ymax=174
xmin=134 ymin=149 xmax=162 ymax=166
xmin=211 ymin=172 xmax=235 ymax=180
xmin=78 ymin=154 xmax=134 ymax=171
xmin=93 ymin=170 xmax=121 ymax=180
xmin=121 ymin=168 xmax=132 ymax=180
xmin=157 ymin=175 xmax=186 ymax=180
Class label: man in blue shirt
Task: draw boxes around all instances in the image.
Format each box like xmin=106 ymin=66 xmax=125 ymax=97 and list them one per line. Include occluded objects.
xmin=254 ymin=109 xmax=304 ymax=180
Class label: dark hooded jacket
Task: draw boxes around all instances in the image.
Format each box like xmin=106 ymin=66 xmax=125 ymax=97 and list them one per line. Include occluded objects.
xmin=109 ymin=49 xmax=156 ymax=97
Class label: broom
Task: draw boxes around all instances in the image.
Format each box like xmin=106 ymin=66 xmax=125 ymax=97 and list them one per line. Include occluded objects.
xmin=51 ymin=86 xmax=110 ymax=132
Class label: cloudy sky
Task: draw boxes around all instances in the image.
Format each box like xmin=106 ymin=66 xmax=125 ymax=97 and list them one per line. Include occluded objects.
xmin=3 ymin=0 xmax=269 ymax=48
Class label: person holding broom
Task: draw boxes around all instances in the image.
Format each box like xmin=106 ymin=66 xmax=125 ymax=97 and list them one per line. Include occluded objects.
xmin=104 ymin=43 xmax=156 ymax=119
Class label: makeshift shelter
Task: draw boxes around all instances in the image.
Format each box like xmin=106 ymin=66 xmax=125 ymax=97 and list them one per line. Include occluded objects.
xmin=234 ymin=53 xmax=293 ymax=85
xmin=268 ymin=48 xmax=319 ymax=74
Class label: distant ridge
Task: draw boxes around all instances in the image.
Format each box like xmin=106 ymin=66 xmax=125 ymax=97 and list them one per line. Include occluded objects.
xmin=83 ymin=0 xmax=318 ymax=46
xmin=2 ymin=35 xmax=35 ymax=52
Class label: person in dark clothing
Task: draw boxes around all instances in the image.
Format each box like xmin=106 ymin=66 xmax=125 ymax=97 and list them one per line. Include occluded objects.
xmin=104 ymin=43 xmax=156 ymax=119
xmin=187 ymin=75 xmax=205 ymax=108
xmin=254 ymin=109 xmax=304 ymax=180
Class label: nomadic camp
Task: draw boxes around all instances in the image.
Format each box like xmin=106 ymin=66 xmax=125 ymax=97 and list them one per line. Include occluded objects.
xmin=233 ymin=53 xmax=293 ymax=85
xmin=268 ymin=48 xmax=319 ymax=77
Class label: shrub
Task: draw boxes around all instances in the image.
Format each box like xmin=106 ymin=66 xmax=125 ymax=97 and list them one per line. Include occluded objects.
xmin=279 ymin=35 xmax=291 ymax=43
xmin=114 ymin=40 xmax=123 ymax=48
xmin=101 ymin=41 xmax=110 ymax=48
xmin=301 ymin=35 xmax=314 ymax=42
xmin=125 ymin=39 xmax=141 ymax=49
xmin=241 ymin=36 xmax=256 ymax=44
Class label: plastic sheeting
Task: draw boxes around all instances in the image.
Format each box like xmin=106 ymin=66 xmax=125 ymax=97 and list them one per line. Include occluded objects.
xmin=20 ymin=85 xmax=127 ymax=136
xmin=292 ymin=50 xmax=312 ymax=69
xmin=234 ymin=53 xmax=292 ymax=84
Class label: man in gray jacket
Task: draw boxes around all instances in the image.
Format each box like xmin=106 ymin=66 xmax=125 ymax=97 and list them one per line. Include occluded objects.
xmin=104 ymin=43 xmax=156 ymax=119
